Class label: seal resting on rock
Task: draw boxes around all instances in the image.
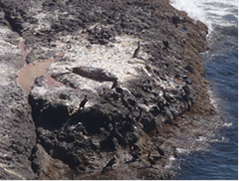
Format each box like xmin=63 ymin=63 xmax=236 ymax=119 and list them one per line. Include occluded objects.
xmin=66 ymin=66 xmax=118 ymax=83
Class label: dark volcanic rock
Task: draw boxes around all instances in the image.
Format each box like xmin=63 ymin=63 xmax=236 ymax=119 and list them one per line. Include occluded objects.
xmin=29 ymin=144 xmax=73 ymax=179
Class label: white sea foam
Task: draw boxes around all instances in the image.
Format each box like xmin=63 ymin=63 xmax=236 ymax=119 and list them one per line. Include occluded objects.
xmin=170 ymin=0 xmax=206 ymax=21
xmin=196 ymin=136 xmax=208 ymax=142
xmin=170 ymin=0 xmax=238 ymax=32
xmin=207 ymin=88 xmax=219 ymax=109
xmin=210 ymin=136 xmax=229 ymax=143
xmin=222 ymin=122 xmax=233 ymax=127
xmin=176 ymin=148 xmax=190 ymax=154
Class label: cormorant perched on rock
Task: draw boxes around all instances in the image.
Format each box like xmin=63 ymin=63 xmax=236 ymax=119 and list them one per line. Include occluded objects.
xmin=147 ymin=151 xmax=156 ymax=167
xmin=156 ymin=145 xmax=165 ymax=157
xmin=182 ymin=85 xmax=190 ymax=95
xmin=132 ymin=41 xmax=141 ymax=58
xmin=163 ymin=40 xmax=171 ymax=51
xmin=115 ymin=87 xmax=123 ymax=94
xmin=105 ymin=155 xmax=117 ymax=169
xmin=172 ymin=15 xmax=180 ymax=27
xmin=131 ymin=152 xmax=140 ymax=161
xmin=130 ymin=146 xmax=140 ymax=162
xmin=163 ymin=40 xmax=169 ymax=48
xmin=80 ymin=95 xmax=88 ymax=109
xmin=111 ymin=80 xmax=118 ymax=89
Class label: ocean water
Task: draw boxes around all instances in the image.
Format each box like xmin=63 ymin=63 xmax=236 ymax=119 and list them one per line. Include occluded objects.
xmin=170 ymin=0 xmax=238 ymax=179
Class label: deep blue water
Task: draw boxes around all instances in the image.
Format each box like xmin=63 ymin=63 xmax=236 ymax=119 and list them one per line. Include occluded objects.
xmin=170 ymin=0 xmax=238 ymax=179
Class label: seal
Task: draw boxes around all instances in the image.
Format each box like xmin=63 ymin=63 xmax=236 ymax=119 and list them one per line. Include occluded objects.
xmin=66 ymin=66 xmax=118 ymax=83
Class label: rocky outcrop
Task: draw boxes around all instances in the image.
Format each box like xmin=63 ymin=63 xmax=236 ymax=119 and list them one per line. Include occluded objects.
xmin=0 ymin=8 xmax=36 ymax=180
xmin=0 ymin=0 xmax=217 ymax=179
xmin=29 ymin=144 xmax=73 ymax=179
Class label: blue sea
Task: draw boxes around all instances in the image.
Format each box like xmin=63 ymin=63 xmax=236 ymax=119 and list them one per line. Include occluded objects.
xmin=170 ymin=0 xmax=238 ymax=179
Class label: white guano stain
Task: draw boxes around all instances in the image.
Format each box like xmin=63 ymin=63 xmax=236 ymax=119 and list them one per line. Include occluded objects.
xmin=49 ymin=35 xmax=151 ymax=92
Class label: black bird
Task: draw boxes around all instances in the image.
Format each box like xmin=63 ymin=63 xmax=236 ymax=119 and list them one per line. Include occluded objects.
xmin=147 ymin=151 xmax=156 ymax=167
xmin=115 ymin=87 xmax=123 ymax=94
xmin=105 ymin=155 xmax=117 ymax=169
xmin=111 ymin=80 xmax=118 ymax=89
xmin=156 ymin=145 xmax=165 ymax=156
xmin=132 ymin=41 xmax=141 ymax=58
xmin=131 ymin=152 xmax=140 ymax=162
xmin=65 ymin=67 xmax=72 ymax=72
xmin=130 ymin=146 xmax=140 ymax=162
xmin=163 ymin=40 xmax=170 ymax=49
xmin=172 ymin=15 xmax=180 ymax=27
xmin=80 ymin=95 xmax=88 ymax=109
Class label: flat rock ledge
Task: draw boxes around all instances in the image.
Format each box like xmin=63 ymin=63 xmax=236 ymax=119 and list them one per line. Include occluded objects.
xmin=0 ymin=0 xmax=218 ymax=179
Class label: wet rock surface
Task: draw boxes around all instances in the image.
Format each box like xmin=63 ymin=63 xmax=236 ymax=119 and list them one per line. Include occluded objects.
xmin=0 ymin=0 xmax=219 ymax=179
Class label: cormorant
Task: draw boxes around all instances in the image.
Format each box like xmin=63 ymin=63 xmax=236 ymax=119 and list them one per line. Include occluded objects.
xmin=115 ymin=87 xmax=123 ymax=94
xmin=130 ymin=146 xmax=140 ymax=162
xmin=132 ymin=41 xmax=141 ymax=58
xmin=131 ymin=152 xmax=140 ymax=162
xmin=65 ymin=67 xmax=71 ymax=72
xmin=156 ymin=145 xmax=165 ymax=156
xmin=111 ymin=80 xmax=118 ymax=89
xmin=80 ymin=95 xmax=88 ymax=109
xmin=105 ymin=155 xmax=117 ymax=169
xmin=163 ymin=40 xmax=170 ymax=49
xmin=147 ymin=151 xmax=156 ymax=167
xmin=172 ymin=15 xmax=180 ymax=27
